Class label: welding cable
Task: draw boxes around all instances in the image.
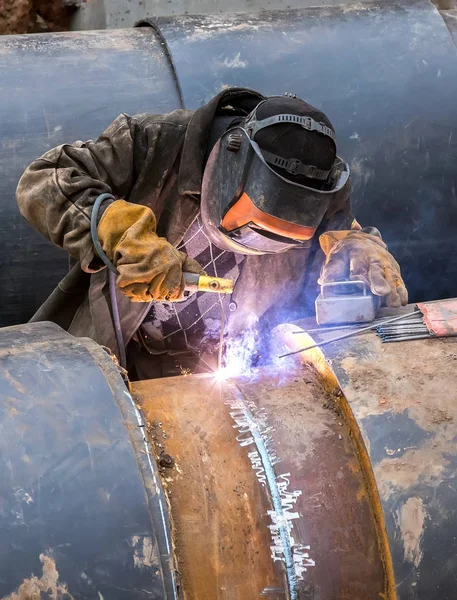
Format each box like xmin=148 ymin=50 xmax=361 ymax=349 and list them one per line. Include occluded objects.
xmin=90 ymin=193 xmax=118 ymax=274
xmin=90 ymin=193 xmax=127 ymax=369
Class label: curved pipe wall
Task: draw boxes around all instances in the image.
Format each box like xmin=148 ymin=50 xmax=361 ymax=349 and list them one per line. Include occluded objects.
xmin=0 ymin=322 xmax=176 ymax=598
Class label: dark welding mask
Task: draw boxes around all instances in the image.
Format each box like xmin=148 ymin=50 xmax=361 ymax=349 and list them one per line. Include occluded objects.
xmin=201 ymin=107 xmax=350 ymax=256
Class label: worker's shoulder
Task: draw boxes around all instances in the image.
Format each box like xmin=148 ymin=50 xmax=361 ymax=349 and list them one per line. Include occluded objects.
xmin=128 ymin=109 xmax=194 ymax=130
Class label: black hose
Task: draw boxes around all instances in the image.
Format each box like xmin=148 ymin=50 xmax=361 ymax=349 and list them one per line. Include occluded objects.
xmin=90 ymin=193 xmax=127 ymax=369
xmin=108 ymin=270 xmax=128 ymax=369
xmin=90 ymin=193 xmax=118 ymax=275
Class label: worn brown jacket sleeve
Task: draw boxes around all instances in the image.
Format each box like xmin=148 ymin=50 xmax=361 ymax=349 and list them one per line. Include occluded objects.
xmin=16 ymin=114 xmax=141 ymax=272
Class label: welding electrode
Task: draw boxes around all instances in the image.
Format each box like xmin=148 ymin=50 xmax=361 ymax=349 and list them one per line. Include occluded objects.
xmin=182 ymin=274 xmax=233 ymax=372
xmin=376 ymin=312 xmax=430 ymax=342
xmin=280 ymin=311 xmax=419 ymax=358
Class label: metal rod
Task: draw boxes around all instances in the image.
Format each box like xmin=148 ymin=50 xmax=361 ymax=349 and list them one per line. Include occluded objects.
xmin=380 ymin=334 xmax=428 ymax=338
xmin=379 ymin=324 xmax=426 ymax=329
xmin=379 ymin=320 xmax=424 ymax=325
xmin=379 ymin=320 xmax=424 ymax=326
xmin=300 ymin=324 xmax=369 ymax=334
xmin=379 ymin=327 xmax=428 ymax=334
xmin=280 ymin=311 xmax=420 ymax=358
xmin=380 ymin=333 xmax=428 ymax=338
xmin=379 ymin=327 xmax=426 ymax=331
xmin=380 ymin=334 xmax=432 ymax=343
xmin=301 ymin=317 xmax=394 ymax=334
xmin=218 ymin=296 xmax=227 ymax=372
xmin=380 ymin=331 xmax=427 ymax=335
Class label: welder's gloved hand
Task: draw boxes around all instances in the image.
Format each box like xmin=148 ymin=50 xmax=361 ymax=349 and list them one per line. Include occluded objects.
xmin=318 ymin=230 xmax=408 ymax=308
xmin=97 ymin=200 xmax=205 ymax=302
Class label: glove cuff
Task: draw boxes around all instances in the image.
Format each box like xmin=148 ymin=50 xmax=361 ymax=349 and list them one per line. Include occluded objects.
xmin=97 ymin=200 xmax=157 ymax=262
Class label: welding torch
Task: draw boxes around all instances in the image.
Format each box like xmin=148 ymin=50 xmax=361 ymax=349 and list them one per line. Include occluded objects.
xmin=183 ymin=273 xmax=234 ymax=294
xmin=183 ymin=273 xmax=234 ymax=373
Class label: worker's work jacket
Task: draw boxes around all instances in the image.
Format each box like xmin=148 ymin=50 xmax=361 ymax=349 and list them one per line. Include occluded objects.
xmin=16 ymin=87 xmax=355 ymax=360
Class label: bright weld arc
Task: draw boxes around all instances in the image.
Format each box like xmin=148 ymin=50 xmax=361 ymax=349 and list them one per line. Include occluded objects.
xmin=230 ymin=385 xmax=299 ymax=600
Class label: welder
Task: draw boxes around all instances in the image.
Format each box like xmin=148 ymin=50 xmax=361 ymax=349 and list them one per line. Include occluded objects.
xmin=16 ymin=88 xmax=407 ymax=379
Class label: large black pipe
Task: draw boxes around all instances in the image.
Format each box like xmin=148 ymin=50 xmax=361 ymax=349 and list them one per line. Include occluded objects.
xmin=2 ymin=0 xmax=457 ymax=327
xmin=0 ymin=321 xmax=176 ymax=599
xmin=150 ymin=0 xmax=457 ymax=303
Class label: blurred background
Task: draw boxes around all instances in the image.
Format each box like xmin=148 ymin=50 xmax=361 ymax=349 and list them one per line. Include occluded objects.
xmin=0 ymin=0 xmax=455 ymax=36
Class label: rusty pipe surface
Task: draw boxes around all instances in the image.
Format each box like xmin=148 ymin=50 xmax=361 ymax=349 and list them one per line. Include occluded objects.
xmin=0 ymin=319 xmax=385 ymax=600
xmin=132 ymin=365 xmax=387 ymax=599
xmin=279 ymin=309 xmax=457 ymax=599
xmin=4 ymin=318 xmax=456 ymax=598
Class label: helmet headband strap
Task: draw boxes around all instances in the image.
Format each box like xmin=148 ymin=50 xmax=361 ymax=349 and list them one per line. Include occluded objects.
xmin=245 ymin=112 xmax=336 ymax=142
xmin=260 ymin=149 xmax=331 ymax=180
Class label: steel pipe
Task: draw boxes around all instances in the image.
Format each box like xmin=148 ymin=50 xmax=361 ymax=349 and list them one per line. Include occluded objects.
xmin=0 ymin=321 xmax=176 ymax=599
xmin=132 ymin=369 xmax=387 ymax=599
xmin=2 ymin=317 xmax=457 ymax=597
xmin=280 ymin=311 xmax=457 ymax=599
xmin=0 ymin=28 xmax=183 ymax=326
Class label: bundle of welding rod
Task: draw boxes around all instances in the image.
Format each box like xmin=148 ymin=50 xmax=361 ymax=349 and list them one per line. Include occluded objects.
xmin=283 ymin=299 xmax=457 ymax=360
xmin=376 ymin=311 xmax=431 ymax=343
xmin=377 ymin=298 xmax=457 ymax=343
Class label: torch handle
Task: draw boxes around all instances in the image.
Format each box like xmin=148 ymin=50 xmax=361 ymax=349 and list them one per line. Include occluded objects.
xmin=183 ymin=273 xmax=234 ymax=294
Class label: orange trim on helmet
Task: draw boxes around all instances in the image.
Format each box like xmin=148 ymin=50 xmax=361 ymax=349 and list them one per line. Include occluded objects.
xmin=221 ymin=192 xmax=316 ymax=241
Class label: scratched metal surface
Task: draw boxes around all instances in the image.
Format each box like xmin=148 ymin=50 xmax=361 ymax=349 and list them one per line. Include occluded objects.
xmin=133 ymin=366 xmax=386 ymax=599
xmin=0 ymin=322 xmax=176 ymax=599
xmin=155 ymin=0 xmax=457 ymax=304
xmin=317 ymin=330 xmax=457 ymax=599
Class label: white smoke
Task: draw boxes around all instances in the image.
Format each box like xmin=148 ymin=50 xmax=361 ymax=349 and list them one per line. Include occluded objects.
xmin=217 ymin=326 xmax=259 ymax=380
xmin=216 ymin=322 xmax=297 ymax=382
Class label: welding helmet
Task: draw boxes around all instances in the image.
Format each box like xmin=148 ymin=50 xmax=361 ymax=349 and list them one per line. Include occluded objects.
xmin=201 ymin=94 xmax=350 ymax=255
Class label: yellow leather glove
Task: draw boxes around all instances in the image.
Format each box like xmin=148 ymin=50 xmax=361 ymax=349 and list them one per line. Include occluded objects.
xmin=98 ymin=200 xmax=205 ymax=302
xmin=318 ymin=230 xmax=408 ymax=307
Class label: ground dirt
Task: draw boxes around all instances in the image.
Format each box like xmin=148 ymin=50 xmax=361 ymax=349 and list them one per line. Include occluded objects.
xmin=0 ymin=0 xmax=74 ymax=35
xmin=434 ymin=0 xmax=457 ymax=8
xmin=0 ymin=0 xmax=456 ymax=36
